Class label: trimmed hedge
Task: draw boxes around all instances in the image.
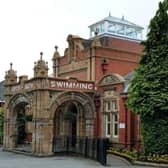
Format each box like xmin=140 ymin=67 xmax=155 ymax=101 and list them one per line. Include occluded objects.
xmin=142 ymin=117 xmax=168 ymax=155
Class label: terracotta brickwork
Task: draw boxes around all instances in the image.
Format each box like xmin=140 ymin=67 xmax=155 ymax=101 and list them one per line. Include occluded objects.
xmin=3 ymin=30 xmax=143 ymax=155
xmin=54 ymin=34 xmax=143 ymax=150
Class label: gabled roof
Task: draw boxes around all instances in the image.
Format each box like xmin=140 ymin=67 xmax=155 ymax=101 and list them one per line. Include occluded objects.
xmin=89 ymin=15 xmax=143 ymax=30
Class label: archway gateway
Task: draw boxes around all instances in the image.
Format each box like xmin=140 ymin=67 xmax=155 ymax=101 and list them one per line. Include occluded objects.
xmin=3 ymin=77 xmax=96 ymax=155
xmin=54 ymin=102 xmax=80 ymax=138
xmin=3 ymin=94 xmax=32 ymax=151
xmin=52 ymin=100 xmax=91 ymax=152
xmin=47 ymin=91 xmax=95 ymax=155
xmin=50 ymin=91 xmax=95 ymax=138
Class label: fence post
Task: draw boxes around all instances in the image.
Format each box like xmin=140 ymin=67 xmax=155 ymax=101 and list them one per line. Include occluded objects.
xmin=66 ymin=136 xmax=69 ymax=155
xmin=96 ymin=138 xmax=100 ymax=161
xmin=84 ymin=137 xmax=88 ymax=157
xmin=52 ymin=136 xmax=109 ymax=166
xmin=52 ymin=136 xmax=55 ymax=153
xmin=102 ymin=138 xmax=109 ymax=166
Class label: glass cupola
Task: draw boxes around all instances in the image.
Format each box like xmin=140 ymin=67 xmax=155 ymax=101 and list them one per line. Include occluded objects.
xmin=89 ymin=14 xmax=143 ymax=41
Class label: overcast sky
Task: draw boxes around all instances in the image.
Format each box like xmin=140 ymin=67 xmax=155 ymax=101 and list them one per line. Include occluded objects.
xmin=0 ymin=0 xmax=163 ymax=81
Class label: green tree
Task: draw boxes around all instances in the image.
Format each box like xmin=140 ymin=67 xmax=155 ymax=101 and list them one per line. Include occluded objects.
xmin=0 ymin=107 xmax=4 ymax=144
xmin=127 ymin=0 xmax=168 ymax=154
xmin=16 ymin=108 xmax=32 ymax=144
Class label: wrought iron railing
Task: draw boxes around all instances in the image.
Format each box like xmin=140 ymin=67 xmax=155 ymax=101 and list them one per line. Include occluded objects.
xmin=52 ymin=136 xmax=109 ymax=166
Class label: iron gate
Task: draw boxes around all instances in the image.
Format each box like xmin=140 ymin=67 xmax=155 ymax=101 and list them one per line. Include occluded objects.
xmin=53 ymin=136 xmax=109 ymax=166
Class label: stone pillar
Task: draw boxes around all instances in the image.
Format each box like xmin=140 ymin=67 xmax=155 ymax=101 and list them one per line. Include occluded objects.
xmin=81 ymin=117 xmax=86 ymax=136
xmin=32 ymin=120 xmax=54 ymax=156
xmin=90 ymin=48 xmax=96 ymax=81
xmin=32 ymin=120 xmax=38 ymax=154
xmin=85 ymin=119 xmax=94 ymax=137
xmin=8 ymin=119 xmax=16 ymax=149
xmin=3 ymin=120 xmax=9 ymax=149
xmin=3 ymin=107 xmax=9 ymax=149
xmin=41 ymin=120 xmax=54 ymax=155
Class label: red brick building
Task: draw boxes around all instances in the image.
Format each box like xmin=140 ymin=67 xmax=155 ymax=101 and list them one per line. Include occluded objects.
xmin=3 ymin=15 xmax=143 ymax=154
xmin=53 ymin=15 xmax=144 ymax=149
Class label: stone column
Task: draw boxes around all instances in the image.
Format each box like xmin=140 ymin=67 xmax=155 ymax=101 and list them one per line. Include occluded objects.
xmin=3 ymin=108 xmax=12 ymax=149
xmin=3 ymin=120 xmax=9 ymax=148
xmin=8 ymin=119 xmax=16 ymax=149
xmin=85 ymin=119 xmax=94 ymax=137
xmin=32 ymin=120 xmax=54 ymax=156
xmin=42 ymin=120 xmax=53 ymax=155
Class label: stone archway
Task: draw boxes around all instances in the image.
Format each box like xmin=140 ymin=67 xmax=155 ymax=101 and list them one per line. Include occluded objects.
xmin=53 ymin=101 xmax=86 ymax=138
xmin=50 ymin=91 xmax=95 ymax=137
xmin=4 ymin=94 xmax=32 ymax=149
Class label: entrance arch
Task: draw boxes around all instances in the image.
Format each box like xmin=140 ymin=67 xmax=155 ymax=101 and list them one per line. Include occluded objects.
xmin=14 ymin=102 xmax=28 ymax=145
xmin=6 ymin=94 xmax=32 ymax=149
xmin=53 ymin=101 xmax=85 ymax=139
xmin=49 ymin=91 xmax=95 ymax=138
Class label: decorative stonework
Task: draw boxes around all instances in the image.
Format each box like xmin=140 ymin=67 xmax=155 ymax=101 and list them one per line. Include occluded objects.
xmin=67 ymin=34 xmax=84 ymax=63
xmin=91 ymin=32 xmax=101 ymax=47
xmin=3 ymin=15 xmax=143 ymax=155
xmin=34 ymin=52 xmax=49 ymax=78
xmin=49 ymin=91 xmax=95 ymax=137
xmin=4 ymin=75 xmax=96 ymax=155
xmin=10 ymin=82 xmax=34 ymax=94
xmin=7 ymin=93 xmax=32 ymax=112
xmin=52 ymin=46 xmax=60 ymax=60
xmin=59 ymin=60 xmax=88 ymax=74
xmin=99 ymin=74 xmax=125 ymax=86
xmin=52 ymin=46 xmax=60 ymax=78
xmin=49 ymin=91 xmax=95 ymax=119
xmin=4 ymin=63 xmax=17 ymax=85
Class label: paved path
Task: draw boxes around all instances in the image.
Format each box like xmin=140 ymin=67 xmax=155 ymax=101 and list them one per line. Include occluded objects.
xmin=107 ymin=154 xmax=131 ymax=167
xmin=0 ymin=148 xmax=153 ymax=168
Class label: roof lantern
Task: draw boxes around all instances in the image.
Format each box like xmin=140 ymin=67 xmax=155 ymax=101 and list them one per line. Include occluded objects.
xmin=89 ymin=14 xmax=143 ymax=41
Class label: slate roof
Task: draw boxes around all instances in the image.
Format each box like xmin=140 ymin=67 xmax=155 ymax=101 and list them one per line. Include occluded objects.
xmin=123 ymin=71 xmax=135 ymax=93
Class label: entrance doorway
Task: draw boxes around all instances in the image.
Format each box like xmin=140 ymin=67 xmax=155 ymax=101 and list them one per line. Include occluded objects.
xmin=68 ymin=103 xmax=77 ymax=138
xmin=68 ymin=103 xmax=77 ymax=146
xmin=13 ymin=102 xmax=32 ymax=148
xmin=51 ymin=91 xmax=95 ymax=154
xmin=15 ymin=104 xmax=26 ymax=144
xmin=53 ymin=101 xmax=79 ymax=138
xmin=52 ymin=99 xmax=108 ymax=166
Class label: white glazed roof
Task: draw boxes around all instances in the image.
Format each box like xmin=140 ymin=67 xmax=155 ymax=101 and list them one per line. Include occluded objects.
xmin=89 ymin=15 xmax=143 ymax=30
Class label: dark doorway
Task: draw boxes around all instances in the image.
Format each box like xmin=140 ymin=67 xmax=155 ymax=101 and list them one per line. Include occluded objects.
xmin=15 ymin=103 xmax=27 ymax=144
xmin=69 ymin=103 xmax=77 ymax=136
xmin=68 ymin=103 xmax=77 ymax=146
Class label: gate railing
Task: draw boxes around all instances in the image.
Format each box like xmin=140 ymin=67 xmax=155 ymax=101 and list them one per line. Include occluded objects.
xmin=52 ymin=136 xmax=109 ymax=166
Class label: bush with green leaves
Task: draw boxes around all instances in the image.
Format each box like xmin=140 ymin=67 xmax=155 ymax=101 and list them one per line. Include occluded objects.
xmin=142 ymin=117 xmax=168 ymax=155
xmin=127 ymin=0 xmax=168 ymax=155
xmin=0 ymin=107 xmax=4 ymax=144
xmin=64 ymin=111 xmax=76 ymax=121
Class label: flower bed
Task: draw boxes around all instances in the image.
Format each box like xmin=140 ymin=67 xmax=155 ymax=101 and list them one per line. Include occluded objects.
xmin=108 ymin=148 xmax=168 ymax=164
